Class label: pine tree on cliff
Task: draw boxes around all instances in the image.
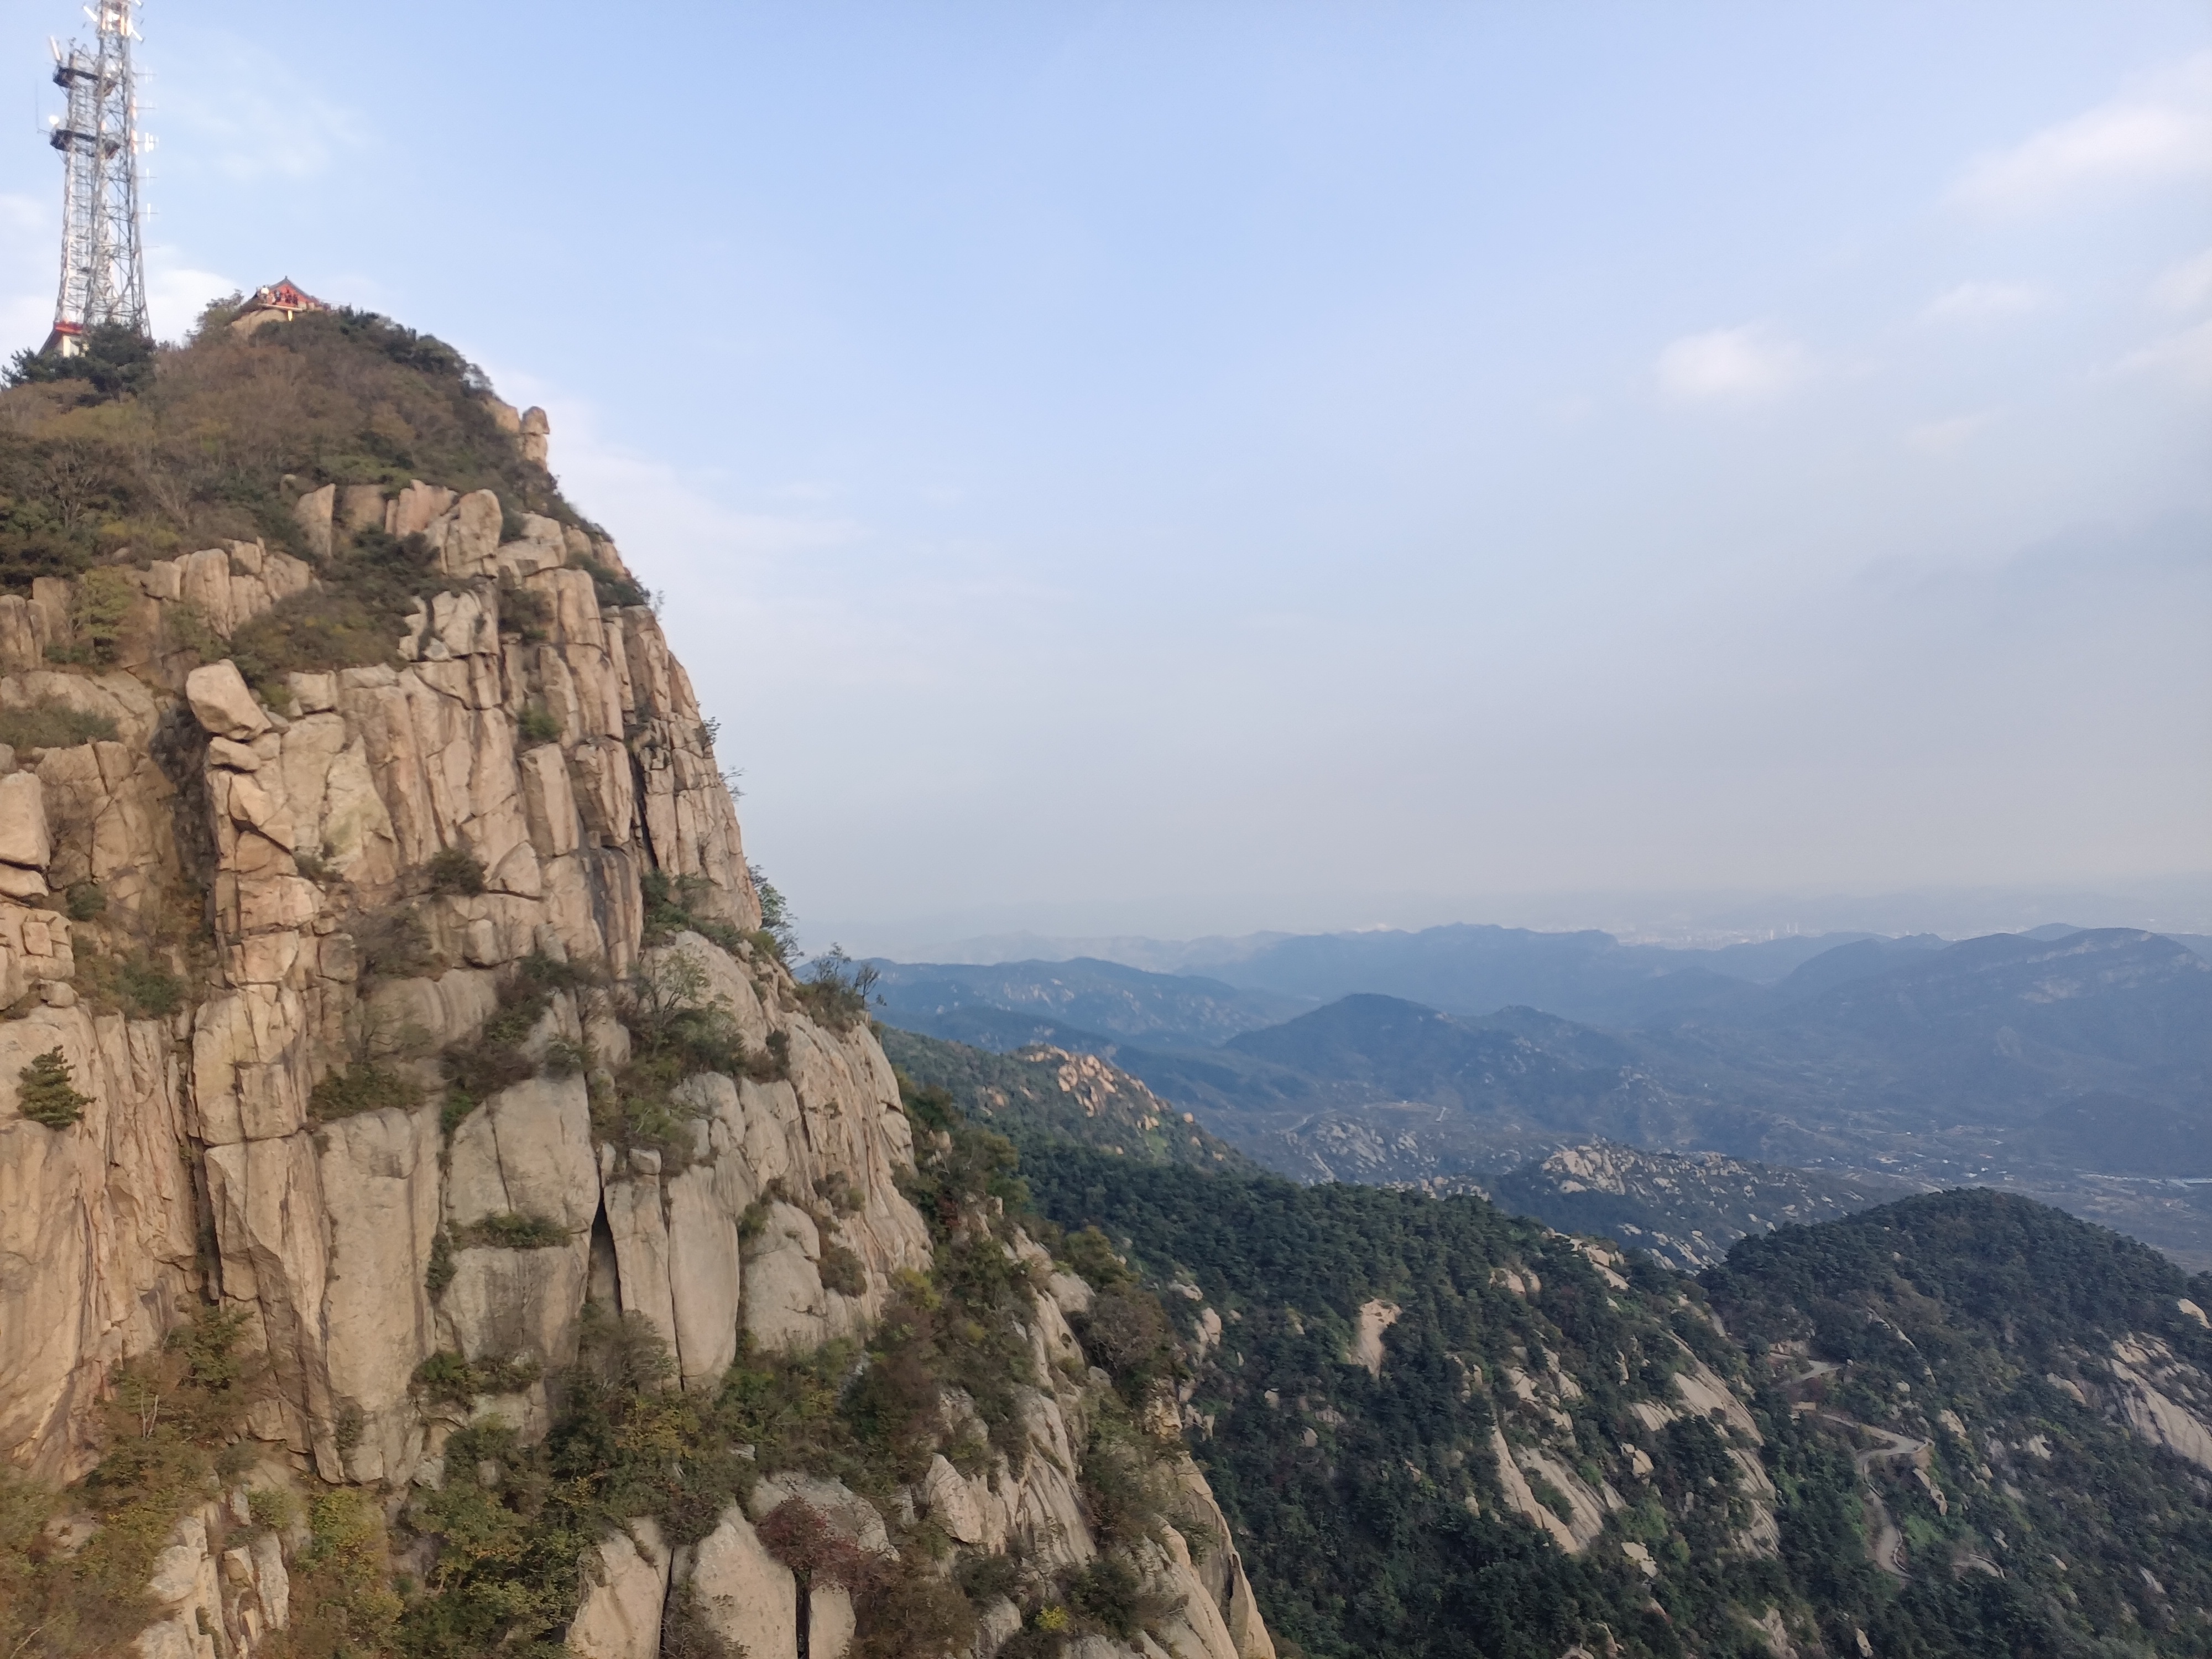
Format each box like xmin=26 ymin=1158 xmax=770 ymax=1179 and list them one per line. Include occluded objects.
xmin=18 ymin=1047 xmax=89 ymax=1128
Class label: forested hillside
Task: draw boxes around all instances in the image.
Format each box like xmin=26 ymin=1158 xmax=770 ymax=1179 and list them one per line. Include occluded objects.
xmin=1010 ymin=1154 xmax=2212 ymax=1656
xmin=1024 ymin=1152 xmax=1799 ymax=1659
xmin=1705 ymin=1191 xmax=2212 ymax=1648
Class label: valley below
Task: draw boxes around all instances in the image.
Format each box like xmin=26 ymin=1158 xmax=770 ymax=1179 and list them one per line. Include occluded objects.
xmin=874 ymin=924 xmax=2212 ymax=1270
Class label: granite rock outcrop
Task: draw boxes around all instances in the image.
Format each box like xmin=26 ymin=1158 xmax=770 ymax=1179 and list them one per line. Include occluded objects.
xmin=0 ymin=452 xmax=1271 ymax=1659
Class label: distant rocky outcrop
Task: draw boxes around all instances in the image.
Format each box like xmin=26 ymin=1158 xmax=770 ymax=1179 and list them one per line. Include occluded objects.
xmin=1483 ymin=1140 xmax=1914 ymax=1269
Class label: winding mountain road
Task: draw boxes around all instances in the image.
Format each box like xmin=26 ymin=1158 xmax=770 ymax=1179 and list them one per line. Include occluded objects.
xmin=1818 ymin=1412 xmax=1931 ymax=1577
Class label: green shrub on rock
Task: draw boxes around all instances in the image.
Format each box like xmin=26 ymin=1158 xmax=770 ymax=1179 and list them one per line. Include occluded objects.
xmin=18 ymin=1048 xmax=89 ymax=1128
xmin=425 ymin=846 xmax=486 ymax=896
xmin=820 ymin=1243 xmax=868 ymax=1298
xmin=0 ymin=697 xmax=118 ymax=752
xmin=309 ymin=1063 xmax=421 ymax=1122
xmin=455 ymin=1212 xmax=568 ymax=1250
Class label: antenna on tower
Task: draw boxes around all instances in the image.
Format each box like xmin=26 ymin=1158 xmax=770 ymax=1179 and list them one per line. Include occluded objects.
xmin=44 ymin=0 xmax=148 ymax=357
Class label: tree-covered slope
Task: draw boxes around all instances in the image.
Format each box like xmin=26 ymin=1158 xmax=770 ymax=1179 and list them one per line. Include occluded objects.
xmin=1704 ymin=1191 xmax=2212 ymax=1652
xmin=1 ymin=302 xmax=585 ymax=587
xmin=1014 ymin=1154 xmax=2212 ymax=1658
xmin=1022 ymin=1152 xmax=1807 ymax=1659
xmin=1486 ymin=1142 xmax=1913 ymax=1271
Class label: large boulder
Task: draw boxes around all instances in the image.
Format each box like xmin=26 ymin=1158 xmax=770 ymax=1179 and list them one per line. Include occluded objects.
xmin=186 ymin=662 xmax=270 ymax=741
xmin=566 ymin=1519 xmax=670 ymax=1659
xmin=442 ymin=1074 xmax=597 ymax=1234
xmin=0 ymin=772 xmax=50 ymax=870
xmin=741 ymin=1201 xmax=828 ymax=1354
xmin=686 ymin=1506 xmax=797 ymax=1659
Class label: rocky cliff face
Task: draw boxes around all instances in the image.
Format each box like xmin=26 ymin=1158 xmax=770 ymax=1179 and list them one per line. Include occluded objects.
xmin=0 ymin=380 xmax=1271 ymax=1659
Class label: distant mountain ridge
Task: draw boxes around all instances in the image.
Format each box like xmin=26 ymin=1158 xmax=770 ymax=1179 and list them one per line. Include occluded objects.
xmin=869 ymin=954 xmax=1312 ymax=1049
xmin=873 ymin=924 xmax=1926 ymax=1039
xmin=877 ymin=925 xmax=2212 ymax=1267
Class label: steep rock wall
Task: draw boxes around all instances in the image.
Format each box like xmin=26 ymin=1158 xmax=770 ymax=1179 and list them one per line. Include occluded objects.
xmin=1 ymin=503 xmax=883 ymax=1485
xmin=0 ymin=478 xmax=1272 ymax=1659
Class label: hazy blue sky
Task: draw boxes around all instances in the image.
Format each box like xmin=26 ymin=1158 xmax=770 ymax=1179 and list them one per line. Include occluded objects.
xmin=3 ymin=2 xmax=2208 ymax=950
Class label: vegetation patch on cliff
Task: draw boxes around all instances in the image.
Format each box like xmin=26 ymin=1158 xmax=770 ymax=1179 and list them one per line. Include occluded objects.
xmin=228 ymin=529 xmax=440 ymax=695
xmin=0 ymin=698 xmax=118 ymax=753
xmin=0 ymin=304 xmax=582 ymax=590
xmin=0 ymin=1310 xmax=257 ymax=1659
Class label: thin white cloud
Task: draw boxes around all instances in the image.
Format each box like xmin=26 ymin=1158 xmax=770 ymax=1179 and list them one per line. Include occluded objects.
xmin=1653 ymin=325 xmax=1810 ymax=404
xmin=1951 ymin=54 xmax=2212 ymax=213
xmin=145 ymin=254 xmax=241 ymax=343
xmin=488 ymin=371 xmax=864 ymax=564
xmin=1922 ymin=281 xmax=2044 ymax=324
xmin=160 ymin=39 xmax=369 ymax=182
xmin=1906 ymin=413 xmax=1994 ymax=456
xmin=2151 ymin=247 xmax=2212 ymax=313
xmin=2119 ymin=319 xmax=2212 ymax=391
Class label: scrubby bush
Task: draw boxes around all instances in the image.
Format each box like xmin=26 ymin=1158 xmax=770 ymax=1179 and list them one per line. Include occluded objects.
xmin=749 ymin=860 xmax=797 ymax=961
xmin=440 ymin=1037 xmax=533 ymax=1110
xmin=425 ymin=844 xmax=486 ymax=896
xmin=597 ymin=948 xmax=753 ymax=1159
xmin=438 ymin=950 xmax=588 ymax=1129
xmin=352 ymin=905 xmax=435 ymax=982
xmin=284 ymin=1489 xmax=402 ymax=1658
xmin=1066 ymin=1556 xmax=1145 ymax=1641
xmin=455 ymin=1212 xmax=568 ymax=1249
xmin=18 ymin=1048 xmax=90 ymax=1128
xmin=517 ymin=703 xmax=559 ymax=743
xmin=499 ymin=583 xmax=551 ymax=644
xmin=247 ymin=1486 xmax=294 ymax=1534
xmin=577 ymin=556 xmax=649 ymax=610
xmin=227 ymin=527 xmax=439 ymax=695
xmin=1072 ymin=1287 xmax=1177 ymax=1397
xmin=411 ymin=1349 xmax=542 ymax=1405
xmin=820 ymin=1243 xmax=868 ymax=1298
xmin=44 ymin=568 xmax=136 ymax=666
xmin=757 ymin=1498 xmax=888 ymax=1595
xmin=640 ymin=869 xmax=747 ymax=957
xmin=425 ymin=1228 xmax=456 ymax=1297
xmin=818 ymin=1169 xmax=862 ymax=1215
xmin=799 ymin=945 xmax=878 ymax=1032
xmin=622 ymin=949 xmax=743 ymax=1072
xmin=660 ymin=1584 xmax=742 ymax=1659
xmin=115 ymin=955 xmax=182 ymax=1018
xmin=64 ymin=881 xmax=106 ymax=921
xmin=0 ymin=697 xmax=117 ymax=752
xmin=309 ymin=1063 xmax=420 ymax=1122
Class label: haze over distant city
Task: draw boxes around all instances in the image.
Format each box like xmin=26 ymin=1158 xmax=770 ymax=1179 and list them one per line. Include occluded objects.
xmin=3 ymin=1 xmax=2206 ymax=952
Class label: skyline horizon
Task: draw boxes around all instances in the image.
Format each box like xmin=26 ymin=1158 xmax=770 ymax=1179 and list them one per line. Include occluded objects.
xmin=801 ymin=869 xmax=2212 ymax=964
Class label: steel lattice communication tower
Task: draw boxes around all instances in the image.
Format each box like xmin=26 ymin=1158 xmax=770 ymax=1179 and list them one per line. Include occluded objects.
xmin=46 ymin=0 xmax=149 ymax=355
